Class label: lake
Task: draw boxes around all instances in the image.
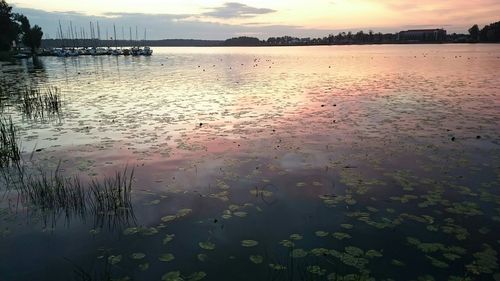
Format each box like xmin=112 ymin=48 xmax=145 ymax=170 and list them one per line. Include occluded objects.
xmin=1 ymin=44 xmax=499 ymax=281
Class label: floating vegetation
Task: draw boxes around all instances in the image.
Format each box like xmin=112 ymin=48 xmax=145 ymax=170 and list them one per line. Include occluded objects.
xmin=161 ymin=208 xmax=192 ymax=223
xmin=161 ymin=271 xmax=183 ymax=281
xmin=315 ymin=230 xmax=329 ymax=237
xmin=161 ymin=271 xmax=206 ymax=281
xmin=130 ymin=253 xmax=146 ymax=260
xmin=332 ymin=232 xmax=351 ymax=240
xmin=197 ymin=254 xmax=208 ymax=262
xmin=307 ymin=265 xmax=326 ymax=276
xmin=159 ymin=253 xmax=175 ymax=262
xmin=107 ymin=255 xmax=122 ymax=265
xmin=280 ymin=240 xmax=295 ymax=248
xmin=249 ymin=255 xmax=263 ymax=264
xmin=138 ymin=263 xmax=149 ymax=271
xmin=198 ymin=241 xmax=216 ymax=250
xmin=163 ymin=234 xmax=176 ymax=244
xmin=291 ymin=249 xmax=308 ymax=258
xmin=241 ymin=240 xmax=259 ymax=247
xmin=466 ymin=244 xmax=498 ymax=275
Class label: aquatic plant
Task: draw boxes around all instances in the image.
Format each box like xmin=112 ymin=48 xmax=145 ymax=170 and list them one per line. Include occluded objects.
xmin=88 ymin=168 xmax=134 ymax=218
xmin=21 ymin=169 xmax=87 ymax=222
xmin=0 ymin=117 xmax=21 ymax=168
xmin=13 ymin=165 xmax=135 ymax=227
xmin=19 ymin=86 xmax=62 ymax=120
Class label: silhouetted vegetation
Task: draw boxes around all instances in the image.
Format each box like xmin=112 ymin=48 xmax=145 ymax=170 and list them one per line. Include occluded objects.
xmin=20 ymin=86 xmax=62 ymax=120
xmin=0 ymin=0 xmax=43 ymax=55
xmin=0 ymin=0 xmax=18 ymax=51
xmin=15 ymin=13 xmax=44 ymax=54
xmin=0 ymin=117 xmax=21 ymax=168
xmin=224 ymin=36 xmax=263 ymax=46
xmin=477 ymin=21 xmax=500 ymax=42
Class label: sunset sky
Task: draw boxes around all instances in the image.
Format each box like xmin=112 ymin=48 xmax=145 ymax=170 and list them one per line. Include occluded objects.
xmin=10 ymin=0 xmax=500 ymax=40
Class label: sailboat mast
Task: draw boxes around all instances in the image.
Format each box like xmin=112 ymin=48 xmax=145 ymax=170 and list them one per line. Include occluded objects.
xmin=113 ymin=24 xmax=117 ymax=49
xmin=89 ymin=22 xmax=94 ymax=48
xmin=129 ymin=27 xmax=132 ymax=46
xmin=69 ymin=21 xmax=75 ymax=48
xmin=97 ymin=21 xmax=101 ymax=47
xmin=58 ymin=20 xmax=64 ymax=48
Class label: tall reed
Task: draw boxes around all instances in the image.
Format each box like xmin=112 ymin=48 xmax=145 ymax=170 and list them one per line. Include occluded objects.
xmin=0 ymin=117 xmax=21 ymax=168
xmin=16 ymin=166 xmax=135 ymax=227
xmin=20 ymin=86 xmax=62 ymax=119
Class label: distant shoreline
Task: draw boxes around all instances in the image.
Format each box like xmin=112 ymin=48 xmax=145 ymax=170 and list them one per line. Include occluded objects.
xmin=40 ymin=39 xmax=500 ymax=49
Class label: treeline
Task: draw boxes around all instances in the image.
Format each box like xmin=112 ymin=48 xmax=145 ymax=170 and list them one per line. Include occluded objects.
xmin=223 ymin=31 xmax=398 ymax=46
xmin=468 ymin=21 xmax=500 ymax=42
xmin=0 ymin=0 xmax=43 ymax=53
xmin=223 ymin=20 xmax=500 ymax=46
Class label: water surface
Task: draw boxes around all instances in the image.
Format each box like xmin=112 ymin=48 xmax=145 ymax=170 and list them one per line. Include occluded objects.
xmin=1 ymin=45 xmax=499 ymax=281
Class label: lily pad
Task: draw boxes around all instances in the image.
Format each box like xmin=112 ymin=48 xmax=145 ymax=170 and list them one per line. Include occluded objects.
xmin=233 ymin=211 xmax=248 ymax=217
xmin=366 ymin=250 xmax=383 ymax=258
xmin=315 ymin=231 xmax=329 ymax=237
xmin=161 ymin=215 xmax=177 ymax=222
xmin=241 ymin=240 xmax=259 ymax=247
xmin=123 ymin=227 xmax=139 ymax=235
xmin=291 ymin=249 xmax=307 ymax=258
xmin=130 ymin=253 xmax=146 ymax=260
xmin=163 ymin=234 xmax=176 ymax=244
xmin=177 ymin=208 xmax=192 ymax=217
xmin=161 ymin=271 xmax=183 ymax=281
xmin=197 ymin=253 xmax=208 ymax=262
xmin=340 ymin=224 xmax=354 ymax=229
xmin=279 ymin=240 xmax=294 ymax=248
xmin=466 ymin=244 xmax=498 ymax=274
xmin=307 ymin=265 xmax=326 ymax=276
xmin=108 ymin=255 xmax=122 ymax=265
xmin=269 ymin=263 xmax=287 ymax=270
xmin=332 ymin=232 xmax=351 ymax=240
xmin=187 ymin=272 xmax=207 ymax=281
xmin=250 ymin=255 xmax=263 ymax=264
xmin=199 ymin=241 xmax=216 ymax=250
xmin=138 ymin=263 xmax=149 ymax=271
xmin=290 ymin=234 xmax=303 ymax=240
xmin=159 ymin=253 xmax=175 ymax=262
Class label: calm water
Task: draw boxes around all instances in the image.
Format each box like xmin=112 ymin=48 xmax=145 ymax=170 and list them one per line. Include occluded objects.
xmin=1 ymin=45 xmax=500 ymax=281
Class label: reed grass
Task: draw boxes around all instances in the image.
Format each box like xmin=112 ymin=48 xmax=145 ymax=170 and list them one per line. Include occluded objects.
xmin=20 ymin=86 xmax=62 ymax=119
xmin=0 ymin=117 xmax=21 ymax=168
xmin=15 ymin=166 xmax=134 ymax=226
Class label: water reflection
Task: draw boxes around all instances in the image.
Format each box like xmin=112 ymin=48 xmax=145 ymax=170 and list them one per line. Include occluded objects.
xmin=0 ymin=45 xmax=499 ymax=281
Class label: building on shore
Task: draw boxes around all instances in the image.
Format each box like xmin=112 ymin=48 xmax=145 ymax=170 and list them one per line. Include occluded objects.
xmin=398 ymin=29 xmax=447 ymax=42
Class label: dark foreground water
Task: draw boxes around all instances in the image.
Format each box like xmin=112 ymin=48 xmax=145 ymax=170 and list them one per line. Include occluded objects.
xmin=0 ymin=45 xmax=499 ymax=281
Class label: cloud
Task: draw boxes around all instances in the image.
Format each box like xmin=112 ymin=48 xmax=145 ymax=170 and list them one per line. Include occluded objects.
xmin=203 ymin=2 xmax=276 ymax=19
xmin=12 ymin=6 xmax=326 ymax=40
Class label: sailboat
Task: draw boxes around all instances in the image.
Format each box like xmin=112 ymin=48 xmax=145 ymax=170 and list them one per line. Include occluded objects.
xmin=111 ymin=24 xmax=122 ymax=56
xmin=141 ymin=28 xmax=153 ymax=56
xmin=122 ymin=26 xmax=130 ymax=56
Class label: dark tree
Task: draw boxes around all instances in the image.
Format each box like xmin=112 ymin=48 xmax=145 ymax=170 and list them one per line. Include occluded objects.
xmin=224 ymin=36 xmax=262 ymax=46
xmin=468 ymin=24 xmax=480 ymax=41
xmin=0 ymin=0 xmax=19 ymax=51
xmin=14 ymin=13 xmax=43 ymax=54
xmin=480 ymin=21 xmax=500 ymax=42
xmin=25 ymin=25 xmax=43 ymax=53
